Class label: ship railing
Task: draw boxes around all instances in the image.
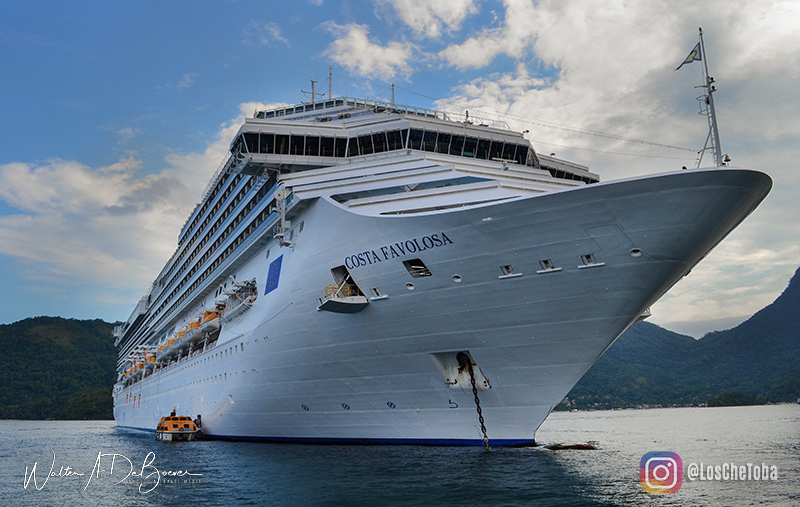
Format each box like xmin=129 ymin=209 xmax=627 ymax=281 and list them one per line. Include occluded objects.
xmin=324 ymin=283 xmax=360 ymax=300
xmin=253 ymin=96 xmax=511 ymax=131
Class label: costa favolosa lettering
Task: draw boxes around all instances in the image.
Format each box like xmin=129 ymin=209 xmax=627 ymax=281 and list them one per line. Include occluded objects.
xmin=345 ymin=232 xmax=453 ymax=269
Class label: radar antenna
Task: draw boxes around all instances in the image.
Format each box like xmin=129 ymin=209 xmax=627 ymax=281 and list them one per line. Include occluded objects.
xmin=302 ymin=78 xmax=325 ymax=110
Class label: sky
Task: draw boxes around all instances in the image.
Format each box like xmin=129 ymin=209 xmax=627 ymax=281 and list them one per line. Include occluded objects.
xmin=1 ymin=0 xmax=798 ymax=337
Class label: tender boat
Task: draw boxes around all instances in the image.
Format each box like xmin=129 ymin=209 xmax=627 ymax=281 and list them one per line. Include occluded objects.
xmin=156 ymin=415 xmax=198 ymax=441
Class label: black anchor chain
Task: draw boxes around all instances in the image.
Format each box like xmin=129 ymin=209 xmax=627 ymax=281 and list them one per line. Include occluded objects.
xmin=458 ymin=352 xmax=490 ymax=450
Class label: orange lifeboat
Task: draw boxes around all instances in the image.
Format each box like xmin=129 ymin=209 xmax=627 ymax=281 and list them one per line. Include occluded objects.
xmin=155 ymin=414 xmax=198 ymax=441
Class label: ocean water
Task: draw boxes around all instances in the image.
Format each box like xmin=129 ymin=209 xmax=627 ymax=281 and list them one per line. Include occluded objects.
xmin=1 ymin=405 xmax=797 ymax=506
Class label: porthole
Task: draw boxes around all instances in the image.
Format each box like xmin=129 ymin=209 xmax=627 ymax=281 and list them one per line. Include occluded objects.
xmin=452 ymin=274 xmax=463 ymax=283
xmin=629 ymin=248 xmax=643 ymax=258
xmin=405 ymin=282 xmax=415 ymax=291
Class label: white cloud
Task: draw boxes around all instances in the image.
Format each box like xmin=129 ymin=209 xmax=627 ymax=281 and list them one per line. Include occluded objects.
xmin=176 ymin=73 xmax=196 ymax=91
xmin=157 ymin=73 xmax=199 ymax=93
xmin=438 ymin=0 xmax=539 ymax=69
xmin=0 ymin=156 xmax=178 ymax=292
xmin=113 ymin=127 xmax=143 ymax=147
xmin=0 ymin=102 xmax=268 ymax=306
xmin=322 ymin=22 xmax=414 ymax=80
xmin=243 ymin=20 xmax=290 ymax=47
xmin=375 ymin=0 xmax=480 ymax=38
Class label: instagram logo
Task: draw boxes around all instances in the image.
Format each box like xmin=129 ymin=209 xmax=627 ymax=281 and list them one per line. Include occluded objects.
xmin=640 ymin=452 xmax=682 ymax=494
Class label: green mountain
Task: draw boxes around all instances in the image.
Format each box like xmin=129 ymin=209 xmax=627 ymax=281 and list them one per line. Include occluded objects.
xmin=0 ymin=317 xmax=117 ymax=419
xmin=562 ymin=267 xmax=800 ymax=409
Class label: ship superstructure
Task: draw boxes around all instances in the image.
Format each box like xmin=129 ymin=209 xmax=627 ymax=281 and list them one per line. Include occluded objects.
xmin=113 ymin=96 xmax=770 ymax=445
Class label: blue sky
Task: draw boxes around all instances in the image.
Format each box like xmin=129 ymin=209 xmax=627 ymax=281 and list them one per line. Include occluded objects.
xmin=1 ymin=0 xmax=799 ymax=337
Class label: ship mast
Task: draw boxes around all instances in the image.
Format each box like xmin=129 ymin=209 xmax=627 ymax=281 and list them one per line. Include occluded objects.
xmin=695 ymin=27 xmax=725 ymax=168
xmin=302 ymin=78 xmax=324 ymax=110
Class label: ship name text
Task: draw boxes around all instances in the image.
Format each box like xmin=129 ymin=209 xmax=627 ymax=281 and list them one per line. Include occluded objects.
xmin=345 ymin=232 xmax=453 ymax=269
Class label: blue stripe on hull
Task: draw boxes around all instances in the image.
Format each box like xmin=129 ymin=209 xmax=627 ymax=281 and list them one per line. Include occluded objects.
xmin=116 ymin=425 xmax=535 ymax=447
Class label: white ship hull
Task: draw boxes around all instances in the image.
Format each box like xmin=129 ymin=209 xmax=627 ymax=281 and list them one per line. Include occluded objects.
xmin=114 ymin=167 xmax=770 ymax=445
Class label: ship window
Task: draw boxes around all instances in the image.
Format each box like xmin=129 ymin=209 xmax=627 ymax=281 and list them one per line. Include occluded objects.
xmin=526 ymin=149 xmax=536 ymax=167
xmin=436 ymin=133 xmax=450 ymax=153
xmin=502 ymin=143 xmax=516 ymax=161
xmin=449 ymin=135 xmax=465 ymax=156
xmin=422 ymin=131 xmax=437 ymax=152
xmin=373 ymin=132 xmax=388 ymax=153
xmin=499 ymin=265 xmax=522 ymax=278
xmin=580 ymin=254 xmax=602 ymax=267
xmin=515 ymin=145 xmax=528 ymax=165
xmin=538 ymin=259 xmax=561 ymax=273
xmin=336 ymin=138 xmax=348 ymax=157
xmin=489 ymin=140 xmax=503 ymax=160
xmin=305 ymin=136 xmax=320 ymax=156
xmin=408 ymin=129 xmax=423 ymax=150
xmin=259 ymin=134 xmax=274 ymax=154
xmin=244 ymin=133 xmax=258 ymax=153
xmin=358 ymin=134 xmax=374 ymax=155
xmin=539 ymin=259 xmax=555 ymax=270
xmin=476 ymin=139 xmax=490 ymax=159
xmin=463 ymin=137 xmax=477 ymax=158
xmin=275 ymin=134 xmax=289 ymax=154
xmin=370 ymin=287 xmax=383 ymax=298
xmin=387 ymin=130 xmax=403 ymax=150
xmin=321 ymin=137 xmax=335 ymax=157
xmin=290 ymin=135 xmax=304 ymax=155
xmin=403 ymin=258 xmax=432 ymax=278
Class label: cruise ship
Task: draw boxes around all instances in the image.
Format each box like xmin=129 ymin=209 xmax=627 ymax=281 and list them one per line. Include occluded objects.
xmin=113 ymin=95 xmax=771 ymax=445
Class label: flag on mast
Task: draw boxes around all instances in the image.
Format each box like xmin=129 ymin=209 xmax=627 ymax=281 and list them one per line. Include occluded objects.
xmin=675 ymin=42 xmax=701 ymax=70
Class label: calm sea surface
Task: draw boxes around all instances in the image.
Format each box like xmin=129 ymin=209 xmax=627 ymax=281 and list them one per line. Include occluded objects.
xmin=1 ymin=405 xmax=797 ymax=506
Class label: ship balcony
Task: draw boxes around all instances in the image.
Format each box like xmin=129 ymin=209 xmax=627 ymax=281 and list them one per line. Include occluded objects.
xmin=317 ymin=283 xmax=369 ymax=313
